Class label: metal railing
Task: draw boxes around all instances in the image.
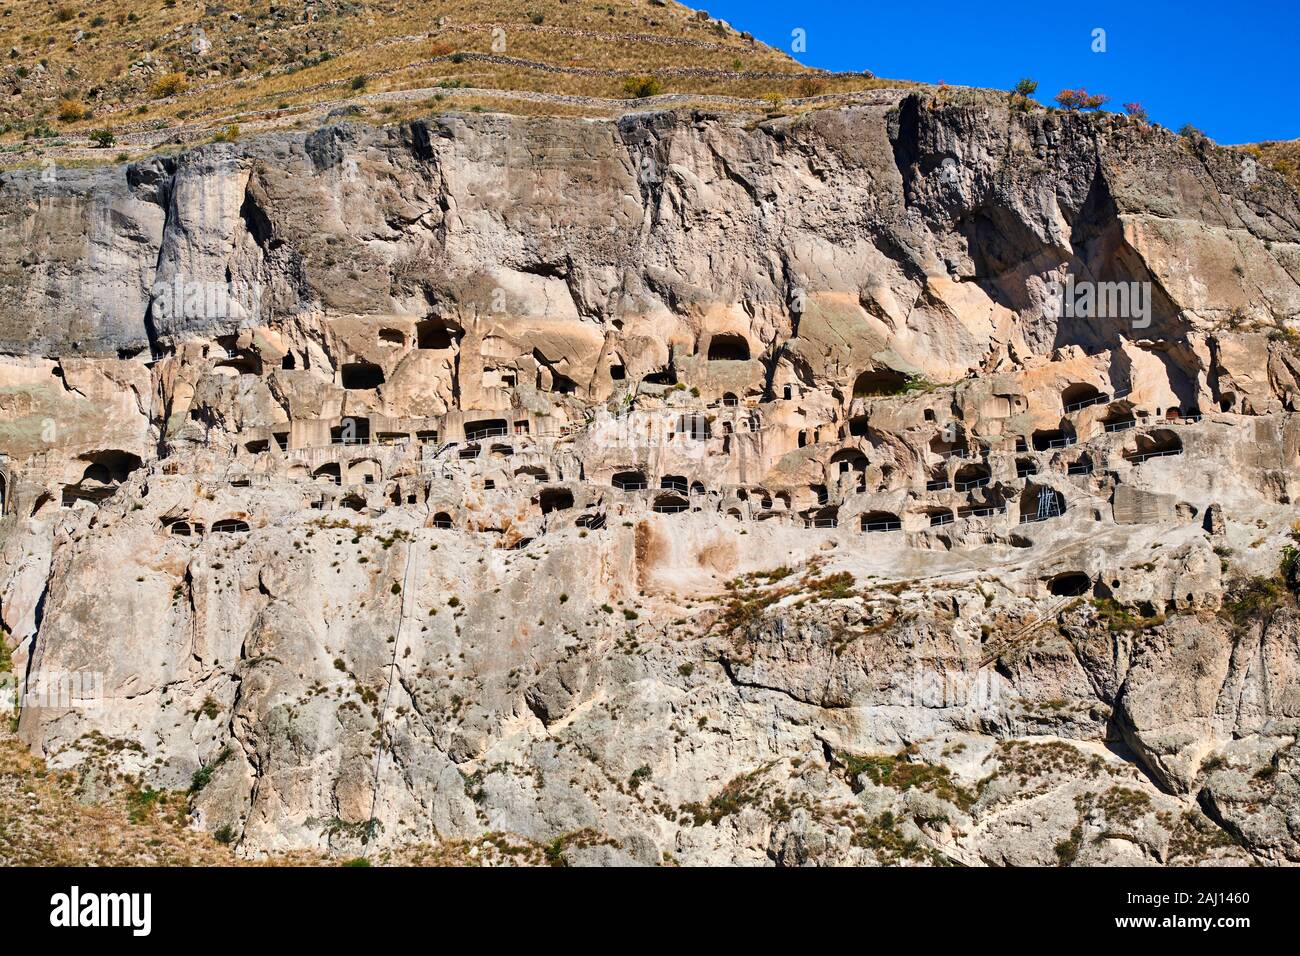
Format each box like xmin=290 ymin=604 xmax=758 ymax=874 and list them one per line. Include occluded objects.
xmin=932 ymin=448 xmax=977 ymax=461
xmin=612 ymin=478 xmax=647 ymax=491
xmin=1063 ymin=393 xmax=1108 ymax=413
xmin=1103 ymin=419 xmax=1137 ymax=432
xmin=928 ymin=513 xmax=954 ymax=527
xmin=958 ymin=505 xmax=1006 ymax=519
xmin=1020 ymin=511 xmax=1063 ymax=524
xmin=860 ymin=519 xmax=900 ymax=532
xmin=1125 ymin=448 xmax=1182 ymax=463
xmin=925 ymin=479 xmax=950 ymax=491
xmin=465 ymin=426 xmax=508 ymax=442
xmin=954 ymin=475 xmax=991 ymax=491
xmin=807 ymin=517 xmax=840 ymax=529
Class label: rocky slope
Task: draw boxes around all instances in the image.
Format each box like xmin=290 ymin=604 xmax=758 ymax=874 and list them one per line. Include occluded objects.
xmin=0 ymin=0 xmax=877 ymax=164
xmin=2 ymin=88 xmax=1300 ymax=865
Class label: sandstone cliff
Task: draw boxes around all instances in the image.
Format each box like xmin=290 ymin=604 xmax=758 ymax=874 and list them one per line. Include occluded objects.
xmin=2 ymin=91 xmax=1300 ymax=865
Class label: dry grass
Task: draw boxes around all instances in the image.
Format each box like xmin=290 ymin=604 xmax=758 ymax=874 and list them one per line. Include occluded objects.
xmin=0 ymin=717 xmax=579 ymax=865
xmin=1245 ymin=139 xmax=1300 ymax=192
xmin=1 ymin=0 xmax=886 ymax=157
xmin=0 ymin=719 xmax=252 ymax=865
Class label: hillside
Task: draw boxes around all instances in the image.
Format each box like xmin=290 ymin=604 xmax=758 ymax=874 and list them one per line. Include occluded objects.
xmin=3 ymin=2 xmax=1300 ymax=870
xmin=1248 ymin=138 xmax=1300 ymax=193
xmin=0 ymin=0 xmax=886 ymax=163
xmin=3 ymin=87 xmax=1300 ymax=863
xmin=0 ymin=714 xmax=250 ymax=865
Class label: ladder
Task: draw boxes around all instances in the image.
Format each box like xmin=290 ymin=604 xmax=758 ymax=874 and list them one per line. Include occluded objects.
xmin=1035 ymin=486 xmax=1061 ymax=522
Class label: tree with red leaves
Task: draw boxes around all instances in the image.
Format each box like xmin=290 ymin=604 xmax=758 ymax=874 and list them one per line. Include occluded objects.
xmin=1055 ymin=88 xmax=1110 ymax=110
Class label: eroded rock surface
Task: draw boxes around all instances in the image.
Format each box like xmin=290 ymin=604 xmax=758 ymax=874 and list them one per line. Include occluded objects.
xmin=2 ymin=95 xmax=1300 ymax=864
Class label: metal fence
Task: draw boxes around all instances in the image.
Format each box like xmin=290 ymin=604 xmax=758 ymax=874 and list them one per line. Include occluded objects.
xmin=1063 ymin=392 xmax=1109 ymax=413
xmin=1125 ymin=448 xmax=1182 ymax=463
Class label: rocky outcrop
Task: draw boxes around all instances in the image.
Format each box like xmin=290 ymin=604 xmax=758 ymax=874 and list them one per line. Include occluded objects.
xmin=2 ymin=94 xmax=1300 ymax=864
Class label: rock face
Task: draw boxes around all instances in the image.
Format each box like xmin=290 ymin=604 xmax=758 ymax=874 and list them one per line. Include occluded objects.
xmin=3 ymin=92 xmax=1300 ymax=865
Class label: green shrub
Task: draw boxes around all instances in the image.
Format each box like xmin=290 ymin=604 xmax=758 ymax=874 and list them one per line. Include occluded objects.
xmin=1221 ymin=576 xmax=1289 ymax=628
xmin=1281 ymin=545 xmax=1299 ymax=588
xmin=622 ymin=75 xmax=663 ymax=98
xmin=1091 ymin=597 xmax=1164 ymax=634
xmin=126 ymin=786 xmax=164 ymax=824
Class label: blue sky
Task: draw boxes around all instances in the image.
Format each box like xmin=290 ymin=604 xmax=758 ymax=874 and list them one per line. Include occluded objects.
xmin=701 ymin=0 xmax=1299 ymax=144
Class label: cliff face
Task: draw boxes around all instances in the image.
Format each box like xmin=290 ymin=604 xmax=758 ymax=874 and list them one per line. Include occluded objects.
xmin=3 ymin=93 xmax=1300 ymax=865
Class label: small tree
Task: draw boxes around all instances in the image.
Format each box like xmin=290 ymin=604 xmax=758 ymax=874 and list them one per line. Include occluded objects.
xmin=794 ymin=76 xmax=825 ymax=98
xmin=88 ymin=128 xmax=115 ymax=148
xmin=1009 ymin=77 xmax=1038 ymax=112
xmin=1123 ymin=102 xmax=1149 ymax=123
xmin=1055 ymin=88 xmax=1109 ymax=111
xmin=1013 ymin=77 xmax=1038 ymax=98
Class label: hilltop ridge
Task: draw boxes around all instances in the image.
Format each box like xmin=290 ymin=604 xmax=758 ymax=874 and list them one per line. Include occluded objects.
xmin=0 ymin=0 xmax=890 ymax=163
